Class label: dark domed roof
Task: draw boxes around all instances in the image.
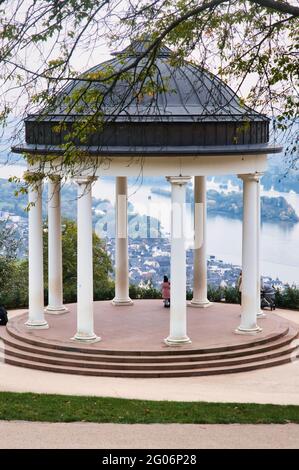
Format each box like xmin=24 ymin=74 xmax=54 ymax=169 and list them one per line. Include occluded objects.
xmin=14 ymin=39 xmax=281 ymax=156
xmin=48 ymin=40 xmax=265 ymax=123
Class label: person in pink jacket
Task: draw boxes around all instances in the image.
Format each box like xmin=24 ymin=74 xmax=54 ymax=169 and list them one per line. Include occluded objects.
xmin=161 ymin=275 xmax=170 ymax=308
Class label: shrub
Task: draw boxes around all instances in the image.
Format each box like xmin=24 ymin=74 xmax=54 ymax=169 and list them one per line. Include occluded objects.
xmin=129 ymin=284 xmax=162 ymax=299
xmin=222 ymin=286 xmax=240 ymax=304
xmin=0 ymin=259 xmax=28 ymax=309
xmin=207 ymin=286 xmax=223 ymax=302
xmin=275 ymin=286 xmax=299 ymax=310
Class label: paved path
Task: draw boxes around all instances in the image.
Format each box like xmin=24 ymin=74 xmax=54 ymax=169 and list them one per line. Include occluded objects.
xmin=0 ymin=421 xmax=298 ymax=449
xmin=0 ymin=308 xmax=298 ymax=405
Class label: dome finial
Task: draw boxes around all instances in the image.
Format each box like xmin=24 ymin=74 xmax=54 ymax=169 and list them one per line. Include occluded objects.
xmin=112 ymin=36 xmax=172 ymax=58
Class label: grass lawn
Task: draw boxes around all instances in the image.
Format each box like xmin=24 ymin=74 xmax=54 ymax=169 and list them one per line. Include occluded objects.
xmin=0 ymin=392 xmax=299 ymax=424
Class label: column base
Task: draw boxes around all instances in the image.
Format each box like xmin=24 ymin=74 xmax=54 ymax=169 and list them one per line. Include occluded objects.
xmin=189 ymin=299 xmax=212 ymax=308
xmin=234 ymin=325 xmax=262 ymax=335
xmin=71 ymin=333 xmax=101 ymax=343
xmin=45 ymin=306 xmax=69 ymax=315
xmin=111 ymin=298 xmax=133 ymax=306
xmin=257 ymin=311 xmax=267 ymax=318
xmin=25 ymin=319 xmax=49 ymax=330
xmin=164 ymin=335 xmax=191 ymax=346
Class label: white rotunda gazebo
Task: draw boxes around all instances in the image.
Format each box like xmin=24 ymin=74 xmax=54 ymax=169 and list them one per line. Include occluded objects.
xmin=13 ymin=40 xmax=282 ymax=348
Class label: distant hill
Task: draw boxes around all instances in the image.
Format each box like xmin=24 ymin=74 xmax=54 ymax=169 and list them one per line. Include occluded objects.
xmin=151 ymin=185 xmax=299 ymax=223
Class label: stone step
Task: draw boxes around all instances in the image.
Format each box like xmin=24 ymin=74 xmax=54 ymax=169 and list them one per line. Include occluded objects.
xmin=5 ymin=321 xmax=291 ymax=356
xmin=2 ymin=339 xmax=298 ymax=372
xmin=1 ymin=326 xmax=298 ymax=364
xmin=3 ymin=349 xmax=298 ymax=378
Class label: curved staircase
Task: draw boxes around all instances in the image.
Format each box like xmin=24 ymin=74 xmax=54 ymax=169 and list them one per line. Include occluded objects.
xmin=1 ymin=314 xmax=298 ymax=378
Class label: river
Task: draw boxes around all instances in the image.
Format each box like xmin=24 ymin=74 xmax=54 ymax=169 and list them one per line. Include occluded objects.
xmin=1 ymin=163 xmax=299 ymax=285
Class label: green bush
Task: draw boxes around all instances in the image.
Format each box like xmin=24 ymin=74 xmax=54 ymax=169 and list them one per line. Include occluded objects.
xmin=207 ymin=286 xmax=223 ymax=302
xmin=221 ymin=286 xmax=240 ymax=304
xmin=275 ymin=285 xmax=299 ymax=310
xmin=0 ymin=259 xmax=28 ymax=309
xmin=129 ymin=284 xmax=162 ymax=299
xmin=186 ymin=290 xmax=192 ymax=301
xmin=94 ymin=282 xmax=115 ymax=301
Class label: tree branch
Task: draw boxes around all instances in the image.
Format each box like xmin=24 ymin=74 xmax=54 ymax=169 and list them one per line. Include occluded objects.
xmin=251 ymin=0 xmax=299 ymax=17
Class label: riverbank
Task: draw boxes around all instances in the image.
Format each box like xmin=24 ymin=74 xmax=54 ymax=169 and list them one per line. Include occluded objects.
xmin=150 ymin=187 xmax=299 ymax=223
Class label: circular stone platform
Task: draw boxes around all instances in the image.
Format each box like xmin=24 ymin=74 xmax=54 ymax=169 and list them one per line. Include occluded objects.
xmin=1 ymin=300 xmax=298 ymax=377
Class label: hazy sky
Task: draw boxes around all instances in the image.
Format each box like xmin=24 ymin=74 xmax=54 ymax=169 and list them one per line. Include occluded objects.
xmin=1 ymin=0 xmax=293 ymax=135
xmin=1 ymin=0 xmax=259 ymax=109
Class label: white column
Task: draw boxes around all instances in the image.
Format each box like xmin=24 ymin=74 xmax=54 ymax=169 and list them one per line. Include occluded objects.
xmin=112 ymin=176 xmax=133 ymax=306
xmin=26 ymin=178 xmax=48 ymax=329
xmin=256 ymin=174 xmax=266 ymax=318
xmin=165 ymin=176 xmax=191 ymax=345
xmin=72 ymin=177 xmax=100 ymax=342
xmin=45 ymin=177 xmax=68 ymax=314
xmin=190 ymin=176 xmax=211 ymax=308
xmin=236 ymin=173 xmax=262 ymax=334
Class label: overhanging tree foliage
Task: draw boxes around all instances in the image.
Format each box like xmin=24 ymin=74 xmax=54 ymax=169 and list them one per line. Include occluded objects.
xmin=0 ymin=219 xmax=27 ymax=307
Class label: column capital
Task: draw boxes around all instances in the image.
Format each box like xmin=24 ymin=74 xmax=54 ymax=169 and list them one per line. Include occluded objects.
xmin=238 ymin=172 xmax=264 ymax=182
xmin=48 ymin=174 xmax=62 ymax=183
xmin=74 ymin=176 xmax=97 ymax=185
xmin=166 ymin=176 xmax=191 ymax=186
xmin=24 ymin=170 xmax=45 ymax=182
